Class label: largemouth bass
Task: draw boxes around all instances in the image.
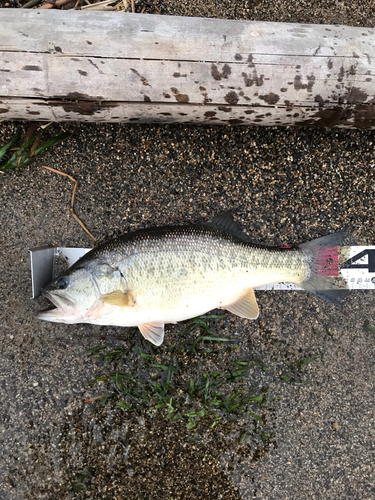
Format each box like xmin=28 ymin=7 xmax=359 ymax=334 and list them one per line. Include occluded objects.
xmin=38 ymin=213 xmax=349 ymax=345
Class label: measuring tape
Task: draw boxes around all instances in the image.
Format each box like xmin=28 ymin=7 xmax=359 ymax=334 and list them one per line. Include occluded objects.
xmin=256 ymin=246 xmax=375 ymax=290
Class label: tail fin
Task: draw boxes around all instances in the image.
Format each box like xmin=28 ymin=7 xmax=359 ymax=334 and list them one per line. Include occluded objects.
xmin=299 ymin=233 xmax=351 ymax=306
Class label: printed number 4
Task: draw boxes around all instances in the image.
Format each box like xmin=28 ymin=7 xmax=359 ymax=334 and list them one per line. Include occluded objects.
xmin=341 ymin=250 xmax=375 ymax=273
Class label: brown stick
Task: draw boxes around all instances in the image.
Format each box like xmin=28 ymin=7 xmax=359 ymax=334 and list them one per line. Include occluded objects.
xmin=21 ymin=0 xmax=42 ymax=8
xmin=29 ymin=133 xmax=41 ymax=158
xmin=41 ymin=165 xmax=97 ymax=246
xmin=84 ymin=392 xmax=111 ymax=402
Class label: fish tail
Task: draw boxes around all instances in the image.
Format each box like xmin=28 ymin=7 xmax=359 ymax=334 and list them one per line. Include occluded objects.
xmin=299 ymin=233 xmax=350 ymax=305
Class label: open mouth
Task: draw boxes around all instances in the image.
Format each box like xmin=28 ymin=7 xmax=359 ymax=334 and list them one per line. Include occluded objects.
xmin=37 ymin=292 xmax=76 ymax=322
xmin=44 ymin=291 xmax=75 ymax=309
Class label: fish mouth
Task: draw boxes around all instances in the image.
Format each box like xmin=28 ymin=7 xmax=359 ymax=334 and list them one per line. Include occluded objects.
xmin=37 ymin=291 xmax=78 ymax=323
xmin=45 ymin=291 xmax=75 ymax=308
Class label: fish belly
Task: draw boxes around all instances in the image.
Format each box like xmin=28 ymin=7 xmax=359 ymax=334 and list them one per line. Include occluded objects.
xmin=91 ymin=282 xmax=248 ymax=327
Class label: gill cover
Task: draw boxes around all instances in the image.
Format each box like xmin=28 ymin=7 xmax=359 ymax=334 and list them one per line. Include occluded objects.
xmin=39 ymin=266 xmax=99 ymax=321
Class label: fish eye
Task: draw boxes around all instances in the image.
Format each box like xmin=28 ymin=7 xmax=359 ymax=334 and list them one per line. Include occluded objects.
xmin=56 ymin=276 xmax=69 ymax=290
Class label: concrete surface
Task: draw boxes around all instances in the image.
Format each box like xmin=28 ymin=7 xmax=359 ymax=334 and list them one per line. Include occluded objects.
xmin=1 ymin=2 xmax=375 ymax=500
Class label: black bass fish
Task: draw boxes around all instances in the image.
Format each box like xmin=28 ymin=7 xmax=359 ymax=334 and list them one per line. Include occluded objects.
xmin=38 ymin=213 xmax=349 ymax=345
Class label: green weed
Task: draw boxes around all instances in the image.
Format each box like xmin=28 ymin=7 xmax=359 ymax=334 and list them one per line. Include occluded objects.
xmin=279 ymin=356 xmax=317 ymax=384
xmin=0 ymin=127 xmax=70 ymax=171
xmin=363 ymin=320 xmax=375 ymax=335
xmin=86 ymin=315 xmax=267 ymax=432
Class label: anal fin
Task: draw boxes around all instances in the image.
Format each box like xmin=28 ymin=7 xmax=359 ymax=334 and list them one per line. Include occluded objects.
xmin=224 ymin=289 xmax=259 ymax=319
xmin=139 ymin=322 xmax=165 ymax=346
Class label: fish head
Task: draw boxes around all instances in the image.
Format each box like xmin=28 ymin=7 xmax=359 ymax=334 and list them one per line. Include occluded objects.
xmin=38 ymin=266 xmax=100 ymax=323
xmin=38 ymin=261 xmax=126 ymax=324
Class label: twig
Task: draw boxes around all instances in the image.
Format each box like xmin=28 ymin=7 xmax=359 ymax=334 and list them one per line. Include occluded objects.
xmin=140 ymin=4 xmax=145 ymax=13
xmin=21 ymin=0 xmax=42 ymax=8
xmin=81 ymin=0 xmax=115 ymax=9
xmin=29 ymin=133 xmax=41 ymax=158
xmin=42 ymin=165 xmax=97 ymax=246
xmin=84 ymin=393 xmax=111 ymax=402
xmin=39 ymin=122 xmax=53 ymax=130
xmin=24 ymin=123 xmax=39 ymax=143
xmin=131 ymin=0 xmax=134 ymax=12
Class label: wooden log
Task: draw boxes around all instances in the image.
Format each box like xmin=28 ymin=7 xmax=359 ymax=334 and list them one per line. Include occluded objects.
xmin=1 ymin=9 xmax=375 ymax=128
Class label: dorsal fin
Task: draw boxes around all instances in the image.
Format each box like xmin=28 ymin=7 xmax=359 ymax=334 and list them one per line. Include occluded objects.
xmin=202 ymin=212 xmax=250 ymax=241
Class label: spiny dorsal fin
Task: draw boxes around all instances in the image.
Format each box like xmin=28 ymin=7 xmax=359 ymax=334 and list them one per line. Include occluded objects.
xmin=138 ymin=322 xmax=165 ymax=346
xmin=100 ymin=290 xmax=134 ymax=307
xmin=202 ymin=212 xmax=250 ymax=242
xmin=224 ymin=289 xmax=259 ymax=319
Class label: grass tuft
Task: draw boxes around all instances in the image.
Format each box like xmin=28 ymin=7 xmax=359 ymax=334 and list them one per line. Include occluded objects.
xmin=0 ymin=128 xmax=70 ymax=172
xmin=86 ymin=315 xmax=268 ymax=432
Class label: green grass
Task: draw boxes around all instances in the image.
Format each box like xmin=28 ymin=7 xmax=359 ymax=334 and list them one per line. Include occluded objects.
xmin=86 ymin=315 xmax=269 ymax=432
xmin=363 ymin=320 xmax=375 ymax=335
xmin=0 ymin=127 xmax=70 ymax=171
xmin=279 ymin=356 xmax=317 ymax=384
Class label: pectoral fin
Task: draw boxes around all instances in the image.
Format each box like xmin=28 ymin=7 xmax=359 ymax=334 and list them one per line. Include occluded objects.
xmin=100 ymin=290 xmax=134 ymax=307
xmin=224 ymin=289 xmax=259 ymax=319
xmin=139 ymin=322 xmax=165 ymax=346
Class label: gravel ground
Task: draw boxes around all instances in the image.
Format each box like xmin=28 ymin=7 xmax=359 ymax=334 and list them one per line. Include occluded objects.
xmin=1 ymin=2 xmax=375 ymax=500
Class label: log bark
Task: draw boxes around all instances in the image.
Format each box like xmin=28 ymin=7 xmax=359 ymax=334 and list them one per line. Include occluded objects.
xmin=1 ymin=9 xmax=375 ymax=128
